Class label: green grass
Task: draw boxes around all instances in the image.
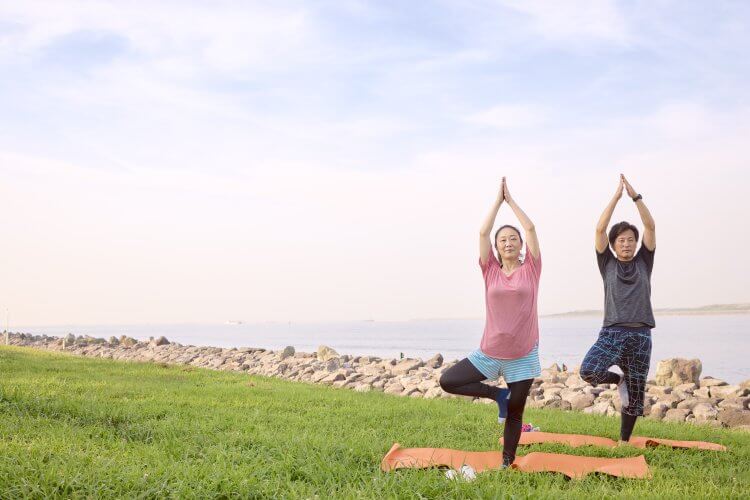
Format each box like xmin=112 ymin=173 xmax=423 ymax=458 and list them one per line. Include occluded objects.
xmin=1 ymin=346 xmax=748 ymax=499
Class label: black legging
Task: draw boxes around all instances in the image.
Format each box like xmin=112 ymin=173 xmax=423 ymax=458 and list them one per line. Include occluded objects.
xmin=439 ymin=358 xmax=534 ymax=465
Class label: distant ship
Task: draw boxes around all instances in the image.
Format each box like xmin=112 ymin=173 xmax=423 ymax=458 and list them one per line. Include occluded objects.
xmin=224 ymin=320 xmax=243 ymax=325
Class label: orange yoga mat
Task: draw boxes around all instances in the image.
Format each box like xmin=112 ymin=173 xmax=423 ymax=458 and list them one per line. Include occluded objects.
xmin=381 ymin=443 xmax=651 ymax=479
xmin=500 ymin=432 xmax=726 ymax=451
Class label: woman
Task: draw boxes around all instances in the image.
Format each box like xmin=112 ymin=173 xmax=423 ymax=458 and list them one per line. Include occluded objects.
xmin=580 ymin=174 xmax=656 ymax=443
xmin=439 ymin=177 xmax=542 ymax=467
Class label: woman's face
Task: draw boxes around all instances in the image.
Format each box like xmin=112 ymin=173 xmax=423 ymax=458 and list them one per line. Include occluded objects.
xmin=613 ymin=229 xmax=637 ymax=261
xmin=495 ymin=227 xmax=522 ymax=261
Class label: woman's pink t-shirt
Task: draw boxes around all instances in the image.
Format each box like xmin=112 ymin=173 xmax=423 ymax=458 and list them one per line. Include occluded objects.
xmin=478 ymin=248 xmax=541 ymax=359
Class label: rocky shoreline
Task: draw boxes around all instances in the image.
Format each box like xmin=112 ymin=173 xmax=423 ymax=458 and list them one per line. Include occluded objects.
xmin=5 ymin=332 xmax=750 ymax=430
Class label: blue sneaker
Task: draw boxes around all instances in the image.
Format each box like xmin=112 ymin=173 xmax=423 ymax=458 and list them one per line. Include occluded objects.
xmin=496 ymin=388 xmax=511 ymax=424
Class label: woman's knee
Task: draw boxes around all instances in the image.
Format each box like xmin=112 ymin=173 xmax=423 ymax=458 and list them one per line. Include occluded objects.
xmin=439 ymin=372 xmax=457 ymax=393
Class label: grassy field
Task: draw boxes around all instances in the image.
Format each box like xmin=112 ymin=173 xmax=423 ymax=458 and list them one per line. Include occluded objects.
xmin=1 ymin=346 xmax=748 ymax=498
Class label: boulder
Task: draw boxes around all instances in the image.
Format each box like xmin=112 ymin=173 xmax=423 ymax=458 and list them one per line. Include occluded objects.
xmin=568 ymin=393 xmax=595 ymax=411
xmin=692 ymin=403 xmax=719 ymax=422
xmin=321 ymin=372 xmax=345 ymax=384
xmin=699 ymin=377 xmax=727 ymax=388
xmin=674 ymin=383 xmax=697 ymax=393
xmin=150 ymin=336 xmax=170 ymax=347
xmin=647 ymin=386 xmax=672 ymax=396
xmin=317 ymin=345 xmax=339 ymax=361
xmin=544 ymin=399 xmax=572 ymax=411
xmin=718 ymin=397 xmax=750 ymax=411
xmin=426 ymin=353 xmax=444 ymax=369
xmin=391 ymin=358 xmax=424 ymax=375
xmin=718 ymin=409 xmax=750 ymax=428
xmin=384 ymin=382 xmax=405 ymax=395
xmin=353 ymin=383 xmax=372 ymax=393
xmin=648 ymin=403 xmax=671 ymax=420
xmin=655 ymin=358 xmax=701 ymax=386
xmin=663 ymin=409 xmax=691 ymax=422
xmin=423 ymin=387 xmax=445 ymax=399
xmin=583 ymin=401 xmax=612 ymax=416
xmin=693 ymin=387 xmax=711 ymax=399
xmin=710 ymin=385 xmax=749 ymax=399
xmin=120 ymin=336 xmax=138 ymax=347
xmin=279 ymin=346 xmax=295 ymax=360
xmin=325 ymin=358 xmax=341 ymax=372
xmin=564 ymin=374 xmax=587 ymax=389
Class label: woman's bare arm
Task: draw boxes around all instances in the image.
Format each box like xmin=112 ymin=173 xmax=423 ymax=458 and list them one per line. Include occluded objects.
xmin=480 ymin=178 xmax=504 ymax=266
xmin=503 ymin=179 xmax=539 ymax=259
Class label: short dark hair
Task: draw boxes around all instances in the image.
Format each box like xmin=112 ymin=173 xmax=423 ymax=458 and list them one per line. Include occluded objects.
xmin=608 ymin=221 xmax=639 ymax=248
xmin=495 ymin=224 xmax=523 ymax=247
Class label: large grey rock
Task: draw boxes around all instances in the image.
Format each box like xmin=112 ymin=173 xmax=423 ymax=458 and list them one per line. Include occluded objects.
xmin=150 ymin=336 xmax=170 ymax=347
xmin=384 ymin=382 xmax=405 ymax=395
xmin=544 ymin=399 xmax=572 ymax=410
xmin=391 ymin=358 xmax=424 ymax=375
xmin=674 ymin=383 xmax=697 ymax=393
xmin=699 ymin=377 xmax=727 ymax=388
xmin=718 ymin=397 xmax=750 ymax=411
xmin=583 ymin=401 xmax=612 ymax=416
xmin=655 ymin=358 xmax=702 ymax=386
xmin=321 ymin=372 xmax=345 ymax=384
xmin=647 ymin=386 xmax=672 ymax=396
xmin=317 ymin=345 xmax=339 ymax=361
xmin=648 ymin=402 xmax=671 ymax=420
xmin=718 ymin=409 xmax=750 ymax=428
xmin=278 ymin=346 xmax=295 ymax=359
xmin=426 ymin=353 xmax=444 ymax=369
xmin=325 ymin=358 xmax=341 ymax=372
xmin=692 ymin=403 xmax=719 ymax=422
xmin=120 ymin=336 xmax=138 ymax=347
xmin=693 ymin=387 xmax=710 ymax=398
xmin=568 ymin=393 xmax=595 ymax=411
xmin=423 ymin=387 xmax=445 ymax=399
xmin=564 ymin=374 xmax=587 ymax=389
xmin=710 ymin=385 xmax=749 ymax=399
xmin=663 ymin=408 xmax=691 ymax=422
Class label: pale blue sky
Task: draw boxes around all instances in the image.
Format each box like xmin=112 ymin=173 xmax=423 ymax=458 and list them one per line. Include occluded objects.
xmin=1 ymin=1 xmax=749 ymax=325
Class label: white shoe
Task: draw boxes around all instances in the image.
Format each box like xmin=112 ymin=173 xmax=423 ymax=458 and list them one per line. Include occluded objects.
xmin=445 ymin=465 xmax=476 ymax=481
xmin=617 ymin=375 xmax=629 ymax=408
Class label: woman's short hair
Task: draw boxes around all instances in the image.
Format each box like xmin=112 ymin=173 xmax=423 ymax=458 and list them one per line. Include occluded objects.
xmin=494 ymin=224 xmax=524 ymax=247
xmin=608 ymin=221 xmax=639 ymax=247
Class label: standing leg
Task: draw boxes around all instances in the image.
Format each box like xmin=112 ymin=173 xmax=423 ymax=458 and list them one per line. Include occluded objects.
xmin=580 ymin=328 xmax=622 ymax=386
xmin=619 ymin=330 xmax=652 ymax=441
xmin=501 ymin=378 xmax=534 ymax=466
xmin=439 ymin=358 xmax=500 ymax=400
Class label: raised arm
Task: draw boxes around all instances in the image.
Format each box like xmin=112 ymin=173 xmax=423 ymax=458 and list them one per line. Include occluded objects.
xmin=479 ymin=178 xmax=504 ymax=266
xmin=622 ymin=175 xmax=655 ymax=251
xmin=596 ymin=177 xmax=624 ymax=253
xmin=503 ymin=180 xmax=539 ymax=259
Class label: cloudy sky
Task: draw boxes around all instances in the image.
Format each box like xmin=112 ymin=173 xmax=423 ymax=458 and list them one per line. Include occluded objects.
xmin=1 ymin=1 xmax=749 ymax=325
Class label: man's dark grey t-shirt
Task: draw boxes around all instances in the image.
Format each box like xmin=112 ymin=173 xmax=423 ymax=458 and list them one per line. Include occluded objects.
xmin=597 ymin=245 xmax=655 ymax=328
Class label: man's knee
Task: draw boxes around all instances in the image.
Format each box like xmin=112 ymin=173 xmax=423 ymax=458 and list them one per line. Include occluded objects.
xmin=580 ymin=369 xmax=598 ymax=384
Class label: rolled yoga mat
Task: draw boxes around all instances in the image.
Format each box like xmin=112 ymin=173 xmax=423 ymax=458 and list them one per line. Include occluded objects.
xmin=499 ymin=432 xmax=726 ymax=451
xmin=380 ymin=443 xmax=651 ymax=479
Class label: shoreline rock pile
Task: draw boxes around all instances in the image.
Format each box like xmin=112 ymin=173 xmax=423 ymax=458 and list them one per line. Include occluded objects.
xmin=5 ymin=332 xmax=749 ymax=430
